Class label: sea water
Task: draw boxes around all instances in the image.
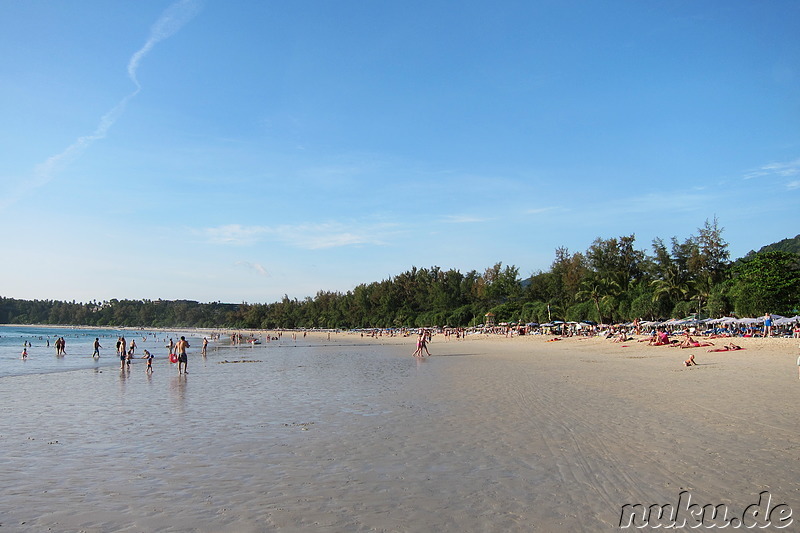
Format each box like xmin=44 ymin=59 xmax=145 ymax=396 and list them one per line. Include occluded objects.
xmin=0 ymin=325 xmax=204 ymax=378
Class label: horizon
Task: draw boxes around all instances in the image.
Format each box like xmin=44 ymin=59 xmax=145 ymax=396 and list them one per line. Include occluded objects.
xmin=2 ymin=1 xmax=798 ymax=304
xmin=0 ymin=232 xmax=792 ymax=307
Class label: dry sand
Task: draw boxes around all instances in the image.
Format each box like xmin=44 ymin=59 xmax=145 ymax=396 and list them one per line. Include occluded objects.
xmin=1 ymin=333 xmax=798 ymax=532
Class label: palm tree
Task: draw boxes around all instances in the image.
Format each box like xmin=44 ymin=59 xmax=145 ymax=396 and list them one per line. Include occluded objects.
xmin=577 ymin=275 xmax=621 ymax=323
xmin=688 ymin=274 xmax=714 ymax=319
xmin=651 ymin=264 xmax=690 ymax=309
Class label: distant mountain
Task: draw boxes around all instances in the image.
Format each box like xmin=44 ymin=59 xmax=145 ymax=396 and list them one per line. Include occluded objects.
xmin=747 ymin=234 xmax=800 ymax=257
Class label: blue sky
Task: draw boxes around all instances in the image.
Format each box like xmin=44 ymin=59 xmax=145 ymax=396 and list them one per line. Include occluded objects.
xmin=1 ymin=1 xmax=798 ymax=304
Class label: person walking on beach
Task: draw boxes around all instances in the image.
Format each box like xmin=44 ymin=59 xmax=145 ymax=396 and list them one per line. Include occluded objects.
xmin=764 ymin=313 xmax=773 ymax=337
xmin=202 ymin=337 xmax=208 ymax=357
xmin=412 ymin=330 xmax=431 ymax=357
xmin=93 ymin=338 xmax=102 ymax=358
xmin=176 ymin=336 xmax=190 ymax=374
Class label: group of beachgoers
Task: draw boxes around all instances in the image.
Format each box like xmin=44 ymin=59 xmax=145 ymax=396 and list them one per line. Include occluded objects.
xmin=111 ymin=335 xmax=198 ymax=374
xmin=17 ymin=332 xmax=210 ymax=376
xmin=20 ymin=336 xmax=67 ymax=359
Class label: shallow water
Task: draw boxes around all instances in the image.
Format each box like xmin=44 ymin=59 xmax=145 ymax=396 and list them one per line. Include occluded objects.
xmin=0 ymin=326 xmax=210 ymax=378
xmin=2 ymin=339 xmax=436 ymax=531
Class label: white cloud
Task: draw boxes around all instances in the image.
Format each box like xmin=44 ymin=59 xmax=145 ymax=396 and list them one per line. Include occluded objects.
xmin=205 ymin=224 xmax=269 ymax=245
xmin=440 ymin=214 xmax=488 ymax=224
xmin=787 ymin=180 xmax=800 ymax=190
xmin=202 ymin=221 xmax=398 ymax=249
xmin=743 ymin=158 xmax=800 ymax=180
xmin=526 ymin=206 xmax=559 ymax=215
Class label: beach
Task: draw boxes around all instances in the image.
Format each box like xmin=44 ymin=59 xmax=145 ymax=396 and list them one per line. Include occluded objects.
xmin=1 ymin=332 xmax=798 ymax=532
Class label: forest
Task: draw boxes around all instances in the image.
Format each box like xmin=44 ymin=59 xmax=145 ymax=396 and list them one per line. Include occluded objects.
xmin=1 ymin=221 xmax=799 ymax=330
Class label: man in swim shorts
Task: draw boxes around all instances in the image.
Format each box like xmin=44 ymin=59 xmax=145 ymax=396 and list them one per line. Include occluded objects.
xmin=176 ymin=336 xmax=190 ymax=374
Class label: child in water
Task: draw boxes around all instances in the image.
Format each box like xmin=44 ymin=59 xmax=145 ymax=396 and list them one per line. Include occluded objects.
xmin=142 ymin=349 xmax=154 ymax=373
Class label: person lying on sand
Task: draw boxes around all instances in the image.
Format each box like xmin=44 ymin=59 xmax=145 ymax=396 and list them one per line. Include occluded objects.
xmin=684 ymin=354 xmax=697 ymax=366
xmin=707 ymin=343 xmax=743 ymax=352
xmin=678 ymin=334 xmax=714 ymax=349
xmin=638 ymin=334 xmax=656 ymax=343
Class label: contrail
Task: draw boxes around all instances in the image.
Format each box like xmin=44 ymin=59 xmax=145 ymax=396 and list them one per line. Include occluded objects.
xmin=1 ymin=0 xmax=201 ymax=210
xmin=128 ymin=0 xmax=202 ymax=88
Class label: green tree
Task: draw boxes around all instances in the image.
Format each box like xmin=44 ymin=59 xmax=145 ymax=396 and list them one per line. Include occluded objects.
xmin=576 ymin=275 xmax=620 ymax=324
xmin=729 ymin=251 xmax=800 ymax=316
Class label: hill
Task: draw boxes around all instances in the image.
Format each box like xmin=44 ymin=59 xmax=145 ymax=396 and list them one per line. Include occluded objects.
xmin=745 ymin=234 xmax=800 ymax=258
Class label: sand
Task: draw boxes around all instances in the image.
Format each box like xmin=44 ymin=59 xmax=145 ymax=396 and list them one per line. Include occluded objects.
xmin=1 ymin=333 xmax=798 ymax=532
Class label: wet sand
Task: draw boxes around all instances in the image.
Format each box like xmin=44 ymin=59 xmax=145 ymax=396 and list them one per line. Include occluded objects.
xmin=1 ymin=334 xmax=798 ymax=532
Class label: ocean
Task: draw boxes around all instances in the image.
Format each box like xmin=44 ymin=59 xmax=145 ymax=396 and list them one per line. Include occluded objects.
xmin=0 ymin=325 xmax=207 ymax=378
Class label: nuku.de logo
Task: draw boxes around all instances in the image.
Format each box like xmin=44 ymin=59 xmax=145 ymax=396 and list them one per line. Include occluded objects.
xmin=619 ymin=491 xmax=793 ymax=529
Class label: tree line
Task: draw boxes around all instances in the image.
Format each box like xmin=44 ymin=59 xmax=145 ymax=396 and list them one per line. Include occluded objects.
xmin=2 ymin=220 xmax=798 ymax=330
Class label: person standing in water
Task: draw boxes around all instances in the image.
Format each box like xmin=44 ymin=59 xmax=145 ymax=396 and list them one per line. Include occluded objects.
xmin=176 ymin=336 xmax=190 ymax=374
xmin=142 ymin=349 xmax=154 ymax=373
xmin=93 ymin=338 xmax=102 ymax=358
xmin=119 ymin=336 xmax=127 ymax=370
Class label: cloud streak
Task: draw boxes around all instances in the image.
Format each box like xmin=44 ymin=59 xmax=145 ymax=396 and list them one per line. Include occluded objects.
xmin=439 ymin=214 xmax=488 ymax=224
xmin=1 ymin=0 xmax=200 ymax=212
xmin=235 ymin=261 xmax=270 ymax=277
xmin=743 ymin=158 xmax=800 ymax=181
xmin=128 ymin=0 xmax=201 ymax=89
xmin=202 ymin=221 xmax=397 ymax=250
